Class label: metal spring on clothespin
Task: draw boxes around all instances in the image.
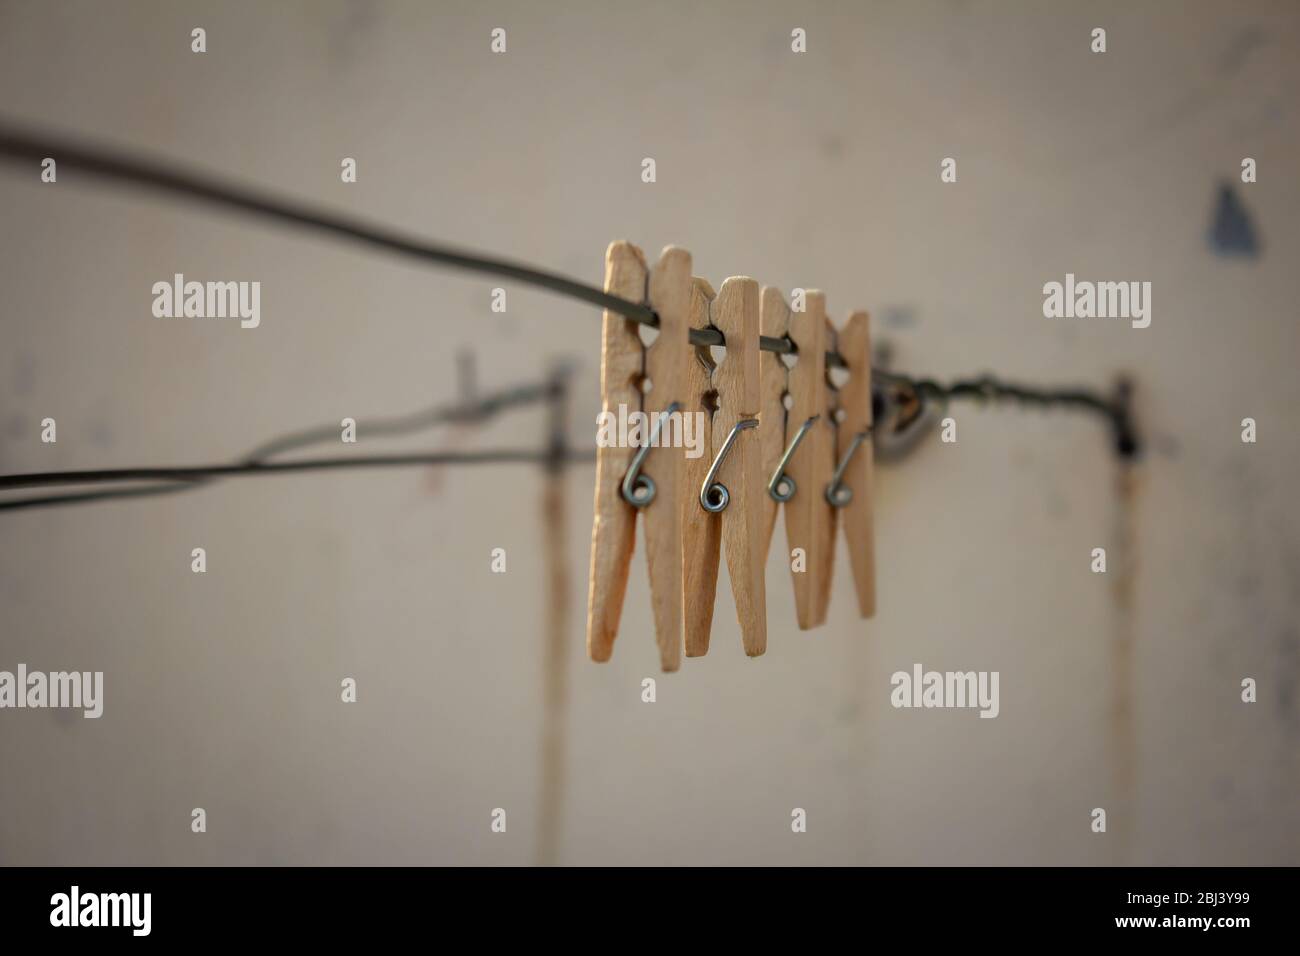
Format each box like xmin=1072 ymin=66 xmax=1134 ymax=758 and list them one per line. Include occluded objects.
xmin=825 ymin=426 xmax=873 ymax=507
xmin=701 ymin=418 xmax=759 ymax=513
xmin=768 ymin=414 xmax=819 ymax=502
xmin=621 ymin=401 xmax=683 ymax=508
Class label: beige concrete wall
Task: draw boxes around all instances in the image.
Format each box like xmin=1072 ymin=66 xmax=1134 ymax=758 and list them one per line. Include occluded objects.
xmin=0 ymin=0 xmax=1296 ymax=864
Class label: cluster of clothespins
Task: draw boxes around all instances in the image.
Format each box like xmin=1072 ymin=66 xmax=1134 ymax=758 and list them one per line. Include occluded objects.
xmin=587 ymin=242 xmax=876 ymax=672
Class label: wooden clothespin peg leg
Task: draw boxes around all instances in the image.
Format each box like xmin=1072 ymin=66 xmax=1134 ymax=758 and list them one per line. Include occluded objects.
xmin=682 ymin=278 xmax=721 ymax=658
xmin=703 ymin=277 xmax=767 ymax=656
xmin=779 ymin=291 xmax=836 ymax=630
xmin=816 ymin=316 xmax=842 ymax=623
xmin=758 ymin=287 xmax=792 ymax=562
xmin=830 ymin=311 xmax=876 ymax=618
xmin=587 ymin=243 xmax=692 ymax=672
xmin=639 ymin=247 xmax=693 ymax=671
xmin=587 ymin=241 xmax=648 ymax=663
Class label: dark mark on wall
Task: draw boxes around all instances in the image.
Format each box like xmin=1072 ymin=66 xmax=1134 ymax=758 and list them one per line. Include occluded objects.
xmin=1209 ymin=181 xmax=1259 ymax=258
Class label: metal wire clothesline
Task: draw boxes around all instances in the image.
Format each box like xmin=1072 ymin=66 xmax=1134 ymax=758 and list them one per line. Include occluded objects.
xmin=0 ymin=120 xmax=1140 ymax=514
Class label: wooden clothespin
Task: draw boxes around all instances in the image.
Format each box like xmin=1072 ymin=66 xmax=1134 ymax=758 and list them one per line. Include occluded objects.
xmin=586 ymin=241 xmax=644 ymax=664
xmin=586 ymin=242 xmax=691 ymax=672
xmin=830 ymin=311 xmax=876 ymax=617
xmin=704 ymin=277 xmax=767 ymax=656
xmin=778 ymin=290 xmax=836 ymax=630
xmin=758 ymin=287 xmax=792 ymax=562
xmin=679 ymin=277 xmax=767 ymax=657
xmin=666 ymin=274 xmax=768 ymax=659
xmin=682 ymin=277 xmax=721 ymax=657
xmin=817 ymin=316 xmax=842 ymax=623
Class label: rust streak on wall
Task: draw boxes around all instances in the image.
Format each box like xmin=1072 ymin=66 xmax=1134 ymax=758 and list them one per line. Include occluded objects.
xmin=1110 ymin=459 xmax=1141 ymax=861
xmin=536 ymin=369 xmax=572 ymax=866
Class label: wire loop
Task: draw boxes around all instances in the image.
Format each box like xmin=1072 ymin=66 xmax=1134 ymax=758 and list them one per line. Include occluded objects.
xmin=700 ymin=418 xmax=759 ymax=513
xmin=621 ymin=402 xmax=683 ymax=508
xmin=825 ymin=427 xmax=872 ymax=507
xmin=768 ymin=415 xmax=819 ymax=503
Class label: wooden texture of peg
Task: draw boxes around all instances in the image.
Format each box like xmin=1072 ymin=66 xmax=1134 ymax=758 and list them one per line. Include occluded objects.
xmin=586 ymin=240 xmax=647 ymax=662
xmin=784 ymin=291 xmax=833 ymax=630
xmin=837 ymin=310 xmax=876 ymax=617
xmin=682 ymin=277 xmax=721 ymax=657
xmin=642 ymin=246 xmax=692 ymax=671
xmin=816 ymin=316 xmax=841 ymax=623
xmin=758 ymin=287 xmax=792 ymax=562
xmin=711 ymin=277 xmax=767 ymax=656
